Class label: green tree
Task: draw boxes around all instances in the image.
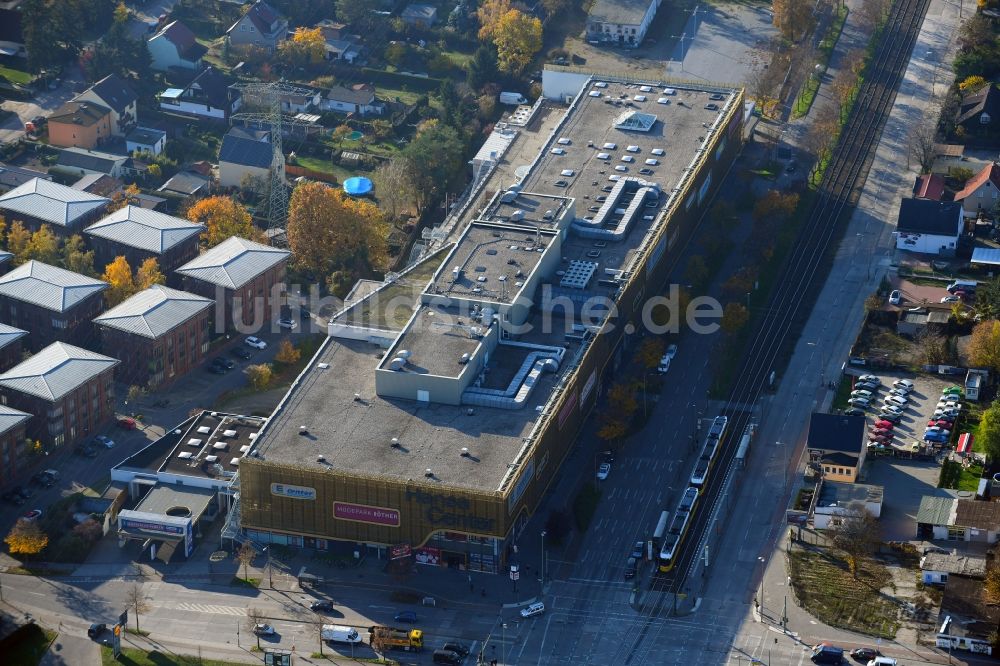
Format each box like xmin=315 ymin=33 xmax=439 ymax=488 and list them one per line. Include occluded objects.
xmin=335 ymin=0 xmax=383 ymax=31
xmin=977 ymin=401 xmax=1000 ymax=462
xmin=62 ymin=234 xmax=96 ymax=276
xmin=399 ymin=123 xmax=466 ymax=211
xmin=467 ymin=45 xmax=498 ymax=90
xmin=976 ymin=278 xmax=1000 ymax=320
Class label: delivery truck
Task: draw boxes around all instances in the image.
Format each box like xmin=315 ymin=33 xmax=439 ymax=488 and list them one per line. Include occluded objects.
xmin=321 ymin=625 xmax=362 ymax=644
xmin=368 ymin=626 xmax=423 ymax=651
xmin=499 ymin=91 xmax=528 ymax=105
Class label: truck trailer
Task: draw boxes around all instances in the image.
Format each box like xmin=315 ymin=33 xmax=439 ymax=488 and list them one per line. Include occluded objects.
xmin=368 ymin=626 xmax=423 ymax=651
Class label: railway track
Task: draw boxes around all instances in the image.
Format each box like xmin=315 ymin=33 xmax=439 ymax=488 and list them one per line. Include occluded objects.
xmin=611 ymin=0 xmax=934 ymax=660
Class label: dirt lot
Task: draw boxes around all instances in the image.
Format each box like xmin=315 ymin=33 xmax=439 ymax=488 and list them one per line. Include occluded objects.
xmin=547 ymin=0 xmax=777 ymax=86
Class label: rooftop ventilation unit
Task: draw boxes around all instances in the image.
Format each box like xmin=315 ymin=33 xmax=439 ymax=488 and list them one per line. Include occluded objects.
xmin=425 ymin=468 xmax=434 ymax=478
xmin=317 ymin=455 xmax=326 ymax=462
xmin=391 ymin=437 xmax=401 ymax=448
xmin=510 ymin=210 xmax=525 ymax=222
xmin=461 ymin=447 xmax=470 ymax=457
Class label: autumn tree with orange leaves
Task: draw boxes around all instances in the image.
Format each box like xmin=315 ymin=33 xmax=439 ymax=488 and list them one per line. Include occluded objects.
xmin=286 ymin=182 xmax=388 ymax=294
xmin=186 ymin=197 xmax=261 ymax=248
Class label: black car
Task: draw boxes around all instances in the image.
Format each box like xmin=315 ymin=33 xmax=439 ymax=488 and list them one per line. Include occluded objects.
xmin=231 ymin=347 xmax=252 ymax=360
xmin=850 ymin=648 xmax=878 ymax=662
xmin=624 ymin=557 xmax=638 ymax=580
xmin=212 ymin=357 xmax=235 ymax=370
xmin=630 ymin=541 xmax=645 ymax=560
xmin=13 ymin=486 xmax=32 ymax=499
xmin=310 ymin=600 xmax=333 ymax=611
xmin=88 ymin=623 xmax=106 ymax=639
xmin=300 ymin=308 xmax=312 ymax=320
xmin=442 ymin=642 xmax=469 ymax=657
xmin=206 ymin=363 xmax=226 ymax=375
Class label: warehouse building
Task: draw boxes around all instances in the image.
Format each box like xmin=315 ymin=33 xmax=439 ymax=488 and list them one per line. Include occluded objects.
xmin=235 ymin=74 xmax=744 ymax=571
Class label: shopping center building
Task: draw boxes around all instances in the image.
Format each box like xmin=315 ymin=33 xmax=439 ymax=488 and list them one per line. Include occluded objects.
xmin=235 ymin=72 xmax=746 ymax=572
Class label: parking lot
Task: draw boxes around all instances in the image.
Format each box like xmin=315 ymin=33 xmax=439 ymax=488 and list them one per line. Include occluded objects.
xmin=845 ymin=370 xmax=973 ymax=540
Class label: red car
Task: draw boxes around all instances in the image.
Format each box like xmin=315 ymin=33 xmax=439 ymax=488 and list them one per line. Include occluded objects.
xmin=874 ymin=419 xmax=894 ymax=430
xmin=869 ymin=434 xmax=892 ymax=444
xmin=927 ymin=419 xmax=953 ymax=429
xmin=117 ymin=417 xmax=137 ymax=430
xmin=870 ymin=428 xmax=892 ymax=437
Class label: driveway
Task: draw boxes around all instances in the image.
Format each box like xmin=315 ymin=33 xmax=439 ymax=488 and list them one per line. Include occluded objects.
xmin=0 ymin=64 xmax=86 ymax=145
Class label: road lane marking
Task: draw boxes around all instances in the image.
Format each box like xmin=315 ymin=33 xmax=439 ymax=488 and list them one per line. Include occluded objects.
xmin=174 ymin=602 xmax=247 ymax=616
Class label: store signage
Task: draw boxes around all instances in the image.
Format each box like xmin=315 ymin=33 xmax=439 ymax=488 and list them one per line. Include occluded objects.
xmin=580 ymin=370 xmax=596 ymax=404
xmin=558 ymin=389 xmax=577 ymax=430
xmin=507 ymin=458 xmax=534 ymax=513
xmin=414 ymin=546 xmax=440 ymax=566
xmin=270 ymin=483 xmax=316 ymax=500
xmin=405 ymin=489 xmax=495 ymax=531
xmin=334 ymin=501 xmax=400 ymax=527
xmin=390 ymin=543 xmax=412 ymax=560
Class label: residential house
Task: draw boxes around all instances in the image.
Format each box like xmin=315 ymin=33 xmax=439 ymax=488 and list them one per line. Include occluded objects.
xmin=323 ymin=84 xmax=384 ymax=116
xmin=954 ymin=161 xmax=1000 ymax=218
xmin=53 ymin=148 xmax=129 ymax=180
xmin=72 ymin=174 xmax=124 ymax=199
xmin=895 ymin=198 xmax=964 ymax=256
xmin=807 ymin=412 xmax=866 ymax=483
xmin=226 ymin=1 xmax=288 ymax=52
xmin=920 ymin=550 xmax=986 ymax=585
xmin=916 ymin=495 xmax=1000 ymax=543
xmin=586 ymin=0 xmax=660 ymax=47
xmin=157 ymin=170 xmax=211 ymax=200
xmin=0 ymin=260 xmax=108 ymax=352
xmin=0 ymin=324 xmax=26 ymax=372
xmin=957 ymin=83 xmax=1000 ymax=132
xmin=218 ymin=127 xmax=272 ymax=188
xmin=401 ymin=3 xmax=438 ymax=27
xmin=126 ymin=127 xmax=167 ymax=156
xmin=47 ymin=101 xmax=113 ymax=149
xmin=0 ymin=405 xmax=31 ymax=491
xmin=74 ymin=74 xmax=138 ymax=137
xmin=0 ymin=178 xmax=109 ymax=236
xmin=314 ymin=19 xmax=365 ymax=64
xmin=174 ymin=236 xmax=290 ymax=334
xmin=0 ymin=342 xmax=118 ymax=450
xmin=279 ymin=88 xmax=322 ymax=114
xmin=159 ymin=67 xmax=242 ymax=121
xmin=0 ymin=163 xmax=50 ymax=193
xmin=0 ymin=0 xmax=26 ymax=59
xmin=811 ymin=481 xmax=883 ymax=529
xmin=147 ymin=20 xmax=207 ymax=72
xmin=85 ymin=206 xmax=205 ymax=278
xmin=913 ymin=173 xmax=945 ymax=201
xmin=94 ymin=285 xmax=212 ymax=388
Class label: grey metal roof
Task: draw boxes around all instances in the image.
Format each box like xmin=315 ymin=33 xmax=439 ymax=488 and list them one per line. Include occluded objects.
xmin=972 ymin=247 xmax=1000 ymax=266
xmin=0 ymin=177 xmax=109 ymax=227
xmin=94 ymin=285 xmax=211 ymax=339
xmin=85 ymin=205 xmax=204 ymax=254
xmin=126 ymin=127 xmax=167 ymax=146
xmin=0 ymin=323 xmax=28 ymax=351
xmin=0 ymin=404 xmax=30 ymax=437
xmin=921 ymin=551 xmax=987 ymax=577
xmin=0 ymin=260 xmax=108 ymax=313
xmin=0 ymin=342 xmax=118 ymax=401
xmin=157 ymin=171 xmax=209 ymax=197
xmin=916 ymin=495 xmax=957 ymax=526
xmin=175 ymin=236 xmax=289 ymax=289
xmin=56 ymin=148 xmax=127 ymax=176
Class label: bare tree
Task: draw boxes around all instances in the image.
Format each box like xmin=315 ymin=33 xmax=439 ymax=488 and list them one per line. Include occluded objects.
xmin=829 ymin=68 xmax=857 ymax=120
xmin=745 ymin=61 xmax=784 ymax=112
xmin=909 ymin=123 xmax=938 ymax=173
xmin=246 ymin=607 xmax=265 ymax=649
xmin=916 ymin=329 xmax=949 ymax=365
xmin=315 ymin=617 xmax=326 ymax=656
xmin=830 ymin=505 xmax=880 ymax=578
xmin=371 ymin=159 xmax=414 ymax=222
xmin=124 ymin=582 xmax=151 ymax=633
xmin=235 ymin=541 xmax=256 ymax=582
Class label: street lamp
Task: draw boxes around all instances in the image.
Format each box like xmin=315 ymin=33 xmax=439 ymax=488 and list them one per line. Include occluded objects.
xmin=757 ymin=556 xmax=766 ymax=617
xmin=502 ymin=623 xmax=507 ymax=665
xmin=540 ymin=531 xmax=547 ymax=584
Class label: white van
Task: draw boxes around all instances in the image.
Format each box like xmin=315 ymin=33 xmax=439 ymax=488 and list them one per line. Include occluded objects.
xmin=520 ymin=601 xmax=545 ymax=618
xmin=867 ymin=658 xmax=897 ymax=666
xmin=321 ymin=625 xmax=362 ymax=644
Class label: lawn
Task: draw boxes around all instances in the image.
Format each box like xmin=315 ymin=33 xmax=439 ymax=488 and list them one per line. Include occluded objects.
xmin=101 ymin=647 xmax=251 ymax=666
xmin=939 ymin=459 xmax=983 ymax=491
xmin=0 ymin=65 xmax=31 ymax=85
xmin=291 ymin=155 xmax=356 ymax=184
xmin=830 ymin=374 xmax=853 ymax=411
xmin=0 ymin=624 xmax=57 ymax=665
xmin=788 ymin=549 xmax=900 ymax=638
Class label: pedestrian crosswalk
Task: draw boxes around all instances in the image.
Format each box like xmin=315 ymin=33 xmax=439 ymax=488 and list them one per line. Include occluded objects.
xmin=174 ymin=602 xmax=248 ymax=616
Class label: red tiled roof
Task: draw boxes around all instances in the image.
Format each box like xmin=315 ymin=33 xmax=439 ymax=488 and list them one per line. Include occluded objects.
xmin=955 ymin=162 xmax=1000 ymax=201
xmin=914 ymin=174 xmax=945 ymax=200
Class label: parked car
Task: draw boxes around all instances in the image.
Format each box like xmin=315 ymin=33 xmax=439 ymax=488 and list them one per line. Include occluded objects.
xmin=117 ymin=417 xmax=137 ymax=430
xmin=231 ymin=347 xmax=253 ymax=360
xmin=925 ymin=433 xmax=949 ymax=444
xmin=206 ymin=363 xmax=226 ymax=375
xmin=925 ymin=427 xmax=951 ymax=437
xmin=310 ymin=600 xmax=334 ymax=611
xmin=848 ymin=397 xmax=870 ymax=408
xmin=253 ymin=624 xmax=276 ymax=636
xmin=880 ymin=405 xmax=904 ymax=417
xmin=870 ymin=428 xmax=892 ymax=437
xmin=596 ymin=462 xmax=611 ymax=480
xmin=851 ymin=648 xmax=879 ymax=662
xmin=883 ymin=395 xmax=908 ymax=407
xmin=624 ymin=556 xmax=638 ymax=579
xmin=21 ymin=509 xmax=42 ymax=521
xmin=855 ymin=381 xmax=879 ymax=391
xmin=928 ymin=419 xmax=953 ymax=429
xmin=868 ymin=434 xmax=891 ymax=445
xmin=851 ymin=390 xmax=873 ymax=399
xmin=664 ymin=343 xmax=677 ymax=360
xmin=520 ymin=601 xmax=545 ymax=618
xmin=888 ymin=290 xmax=901 ymax=305
xmin=394 ymin=611 xmax=418 ymax=623
xmin=442 ymin=642 xmax=470 ymax=657
xmin=278 ymin=318 xmax=297 ymax=330
xmin=879 ymin=412 xmax=902 ymax=423
xmin=859 ymin=375 xmax=881 ymax=385
xmin=95 ymin=435 xmax=114 ymax=449
xmin=631 ymin=540 xmax=645 ymax=559
xmin=88 ymin=623 xmax=107 ymax=639
xmin=941 ymin=295 xmax=961 ymax=303
xmin=874 ymin=419 xmax=894 ymax=430
xmin=843 ymin=408 xmax=865 ymax=416
xmin=888 ymin=388 xmax=909 ymax=398
xmin=245 ymin=336 xmax=267 ymax=349
xmin=213 ymin=357 xmax=235 ymax=370
xmin=892 ymin=379 xmax=914 ymax=391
